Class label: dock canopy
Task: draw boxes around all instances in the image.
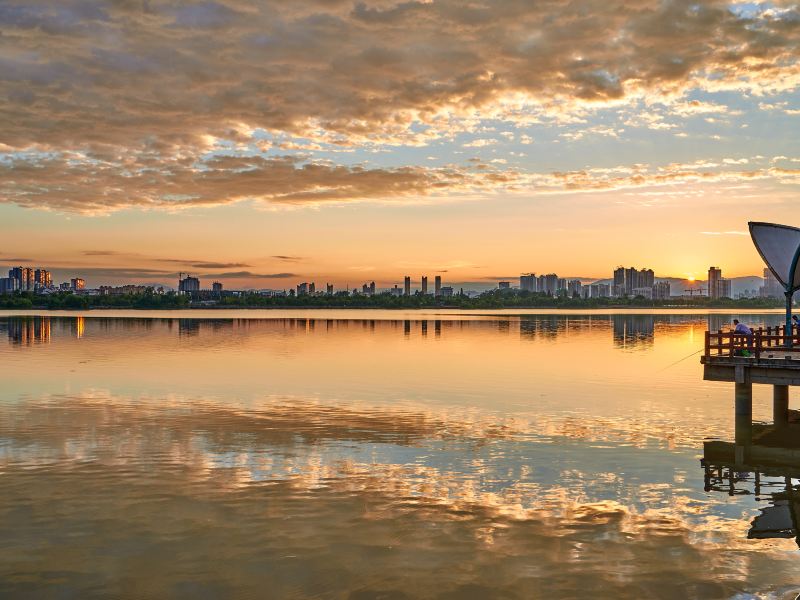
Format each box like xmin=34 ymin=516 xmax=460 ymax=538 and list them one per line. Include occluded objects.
xmin=749 ymin=222 xmax=800 ymax=292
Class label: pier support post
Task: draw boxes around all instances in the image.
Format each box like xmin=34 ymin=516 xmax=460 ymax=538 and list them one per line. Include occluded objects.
xmin=774 ymin=385 xmax=789 ymax=428
xmin=734 ymin=381 xmax=752 ymax=463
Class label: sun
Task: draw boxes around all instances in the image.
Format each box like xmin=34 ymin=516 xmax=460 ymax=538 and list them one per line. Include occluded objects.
xmin=687 ymin=275 xmax=696 ymax=283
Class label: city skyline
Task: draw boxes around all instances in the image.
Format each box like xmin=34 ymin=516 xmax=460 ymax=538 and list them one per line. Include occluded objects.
xmin=1 ymin=2 xmax=799 ymax=287
xmin=0 ymin=259 xmax=765 ymax=299
xmin=0 ymin=236 xmax=789 ymax=289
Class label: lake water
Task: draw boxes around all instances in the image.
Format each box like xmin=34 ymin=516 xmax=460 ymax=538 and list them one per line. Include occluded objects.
xmin=1 ymin=310 xmax=799 ymax=598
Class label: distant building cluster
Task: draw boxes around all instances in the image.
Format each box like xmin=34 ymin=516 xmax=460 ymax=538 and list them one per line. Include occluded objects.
xmin=0 ymin=266 xmax=88 ymax=295
xmin=98 ymin=285 xmax=153 ymax=296
xmin=519 ymin=273 xmax=572 ymax=295
xmin=760 ymin=268 xmax=783 ymax=298
xmin=517 ymin=267 xmax=670 ymax=299
xmin=707 ymin=266 xmax=732 ymax=299
xmin=613 ymin=266 xmax=664 ymax=298
xmin=177 ymin=275 xmax=224 ymax=299
xmin=288 ymin=274 xmax=452 ymax=299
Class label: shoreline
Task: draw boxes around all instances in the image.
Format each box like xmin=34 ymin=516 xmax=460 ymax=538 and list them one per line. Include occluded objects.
xmin=0 ymin=306 xmax=789 ymax=319
xmin=0 ymin=302 xmax=788 ymax=311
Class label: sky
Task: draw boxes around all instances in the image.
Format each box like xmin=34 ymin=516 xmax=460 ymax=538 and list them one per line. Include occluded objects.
xmin=1 ymin=0 xmax=799 ymax=289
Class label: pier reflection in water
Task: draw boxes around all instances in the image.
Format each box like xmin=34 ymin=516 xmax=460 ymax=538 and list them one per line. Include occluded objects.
xmin=703 ymin=462 xmax=800 ymax=547
xmin=2 ymin=312 xmax=800 ymax=598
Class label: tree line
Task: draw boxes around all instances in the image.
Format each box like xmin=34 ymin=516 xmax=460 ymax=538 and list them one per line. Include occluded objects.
xmin=0 ymin=289 xmax=785 ymax=310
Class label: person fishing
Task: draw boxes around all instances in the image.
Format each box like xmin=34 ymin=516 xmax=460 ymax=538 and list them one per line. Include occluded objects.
xmin=732 ymin=319 xmax=754 ymax=355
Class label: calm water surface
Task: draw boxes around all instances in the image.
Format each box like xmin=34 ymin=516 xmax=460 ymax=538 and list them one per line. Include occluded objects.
xmin=1 ymin=310 xmax=799 ymax=598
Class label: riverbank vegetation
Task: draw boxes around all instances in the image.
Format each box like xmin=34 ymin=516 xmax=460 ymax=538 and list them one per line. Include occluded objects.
xmin=0 ymin=289 xmax=786 ymax=310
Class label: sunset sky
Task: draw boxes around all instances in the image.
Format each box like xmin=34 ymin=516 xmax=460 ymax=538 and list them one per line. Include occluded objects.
xmin=1 ymin=0 xmax=799 ymax=288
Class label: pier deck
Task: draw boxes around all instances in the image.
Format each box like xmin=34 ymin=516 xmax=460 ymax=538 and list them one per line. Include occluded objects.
xmin=702 ymin=326 xmax=800 ymax=384
xmin=701 ymin=326 xmax=800 ymax=464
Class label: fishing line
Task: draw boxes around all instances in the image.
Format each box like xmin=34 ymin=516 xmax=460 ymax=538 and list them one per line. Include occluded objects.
xmin=658 ymin=347 xmax=705 ymax=372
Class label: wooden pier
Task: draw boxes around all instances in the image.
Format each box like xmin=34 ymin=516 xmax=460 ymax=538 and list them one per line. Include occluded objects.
xmin=702 ymin=326 xmax=800 ymax=465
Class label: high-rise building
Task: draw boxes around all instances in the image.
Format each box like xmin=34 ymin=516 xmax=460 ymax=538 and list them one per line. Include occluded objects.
xmin=707 ymin=266 xmax=722 ymax=299
xmin=326 ymin=283 xmax=334 ymax=295
xmin=177 ymin=276 xmax=197 ymax=293
xmin=309 ymin=282 xmax=316 ymax=294
xmin=498 ymin=281 xmax=511 ymax=289
xmin=404 ymin=276 xmax=411 ymax=296
xmin=9 ymin=267 xmax=34 ymax=291
xmin=212 ymin=282 xmax=223 ymax=293
xmin=9 ymin=267 xmax=21 ymax=289
xmin=71 ymin=278 xmax=86 ymax=291
xmin=624 ymin=267 xmax=639 ymax=295
xmin=520 ymin=273 xmax=536 ymax=292
xmin=652 ymin=281 xmax=671 ymax=299
xmin=434 ymin=275 xmax=442 ymax=297
xmin=34 ymin=268 xmax=52 ymax=290
xmin=540 ymin=274 xmax=558 ymax=295
xmin=761 ymin=268 xmax=782 ymax=298
xmin=613 ymin=267 xmax=625 ymax=290
xmin=717 ymin=278 xmax=732 ymax=299
xmin=567 ymin=280 xmax=582 ymax=297
xmin=617 ymin=267 xmax=654 ymax=296
xmin=296 ymin=282 xmax=309 ymax=295
xmin=440 ymin=286 xmax=454 ymax=298
xmin=590 ymin=284 xmax=611 ymax=298
xmin=0 ymin=277 xmax=18 ymax=294
xmin=421 ymin=276 xmax=428 ymax=295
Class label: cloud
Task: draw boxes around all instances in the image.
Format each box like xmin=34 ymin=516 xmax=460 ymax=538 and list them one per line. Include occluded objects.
xmin=205 ymin=271 xmax=297 ymax=279
xmin=2 ymin=1 xmax=800 ymax=214
xmin=0 ymin=1 xmax=798 ymax=158
xmin=271 ymin=255 xmax=304 ymax=262
xmin=53 ymin=267 xmax=177 ymax=280
xmin=0 ymin=256 xmax=35 ymax=263
xmin=477 ymin=276 xmax=519 ymax=281
xmin=700 ymin=231 xmax=749 ymax=235
xmin=0 ymin=153 xmax=472 ymax=214
xmin=80 ymin=251 xmax=251 ymax=269
xmin=2 ymin=150 xmax=800 ymax=214
xmin=187 ymin=262 xmax=251 ymax=269
xmin=463 ymin=139 xmax=498 ymax=148
xmin=41 ymin=266 xmax=296 ymax=285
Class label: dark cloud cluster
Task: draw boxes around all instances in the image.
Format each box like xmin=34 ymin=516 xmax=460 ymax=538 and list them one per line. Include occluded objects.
xmin=1 ymin=0 xmax=799 ymax=212
xmin=209 ymin=271 xmax=297 ymax=280
xmin=0 ymin=153 xmax=473 ymax=213
xmin=272 ymin=256 xmax=304 ymax=262
xmin=41 ymin=267 xmax=297 ymax=284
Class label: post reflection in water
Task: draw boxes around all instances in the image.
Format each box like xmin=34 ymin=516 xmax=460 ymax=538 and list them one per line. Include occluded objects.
xmin=2 ymin=311 xmax=800 ymax=598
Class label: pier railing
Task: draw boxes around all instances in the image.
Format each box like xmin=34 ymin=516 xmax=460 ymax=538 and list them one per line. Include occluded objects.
xmin=705 ymin=325 xmax=800 ymax=360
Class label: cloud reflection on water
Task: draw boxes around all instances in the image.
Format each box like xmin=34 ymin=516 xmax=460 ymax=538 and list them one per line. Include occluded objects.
xmin=2 ymin=313 xmax=800 ymax=597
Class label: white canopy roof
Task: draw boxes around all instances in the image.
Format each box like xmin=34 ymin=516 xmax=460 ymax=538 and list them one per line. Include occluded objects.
xmin=749 ymin=222 xmax=800 ymax=292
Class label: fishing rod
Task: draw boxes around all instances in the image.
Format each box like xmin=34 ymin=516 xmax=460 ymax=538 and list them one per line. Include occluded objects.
xmin=658 ymin=347 xmax=705 ymax=372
